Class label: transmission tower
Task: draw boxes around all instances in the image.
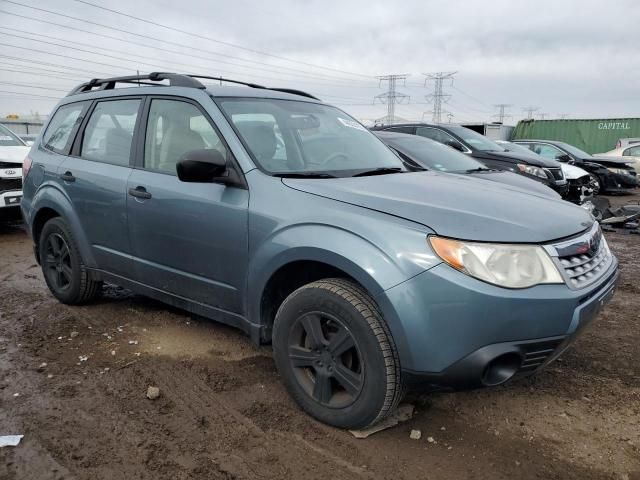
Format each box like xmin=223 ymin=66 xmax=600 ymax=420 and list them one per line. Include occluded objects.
xmin=523 ymin=106 xmax=539 ymax=119
xmin=424 ymin=72 xmax=456 ymax=123
xmin=446 ymin=112 xmax=454 ymax=123
xmin=537 ymin=112 xmax=549 ymax=120
xmin=493 ymin=104 xmax=512 ymax=123
xmin=558 ymin=113 xmax=570 ymax=119
xmin=374 ymin=74 xmax=410 ymax=124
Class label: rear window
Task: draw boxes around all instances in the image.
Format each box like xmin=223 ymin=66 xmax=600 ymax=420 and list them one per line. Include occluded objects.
xmin=42 ymin=102 xmax=86 ymax=153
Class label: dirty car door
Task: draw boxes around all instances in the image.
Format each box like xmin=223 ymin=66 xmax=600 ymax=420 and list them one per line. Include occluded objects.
xmin=126 ymin=97 xmax=249 ymax=315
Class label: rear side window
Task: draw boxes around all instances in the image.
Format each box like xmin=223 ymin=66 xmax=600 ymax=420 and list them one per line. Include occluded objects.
xmin=81 ymin=99 xmax=140 ymax=166
xmin=417 ymin=127 xmax=455 ymax=144
xmin=43 ymin=102 xmax=86 ymax=153
xmin=144 ymin=99 xmax=227 ymax=174
xmin=623 ymin=146 xmax=640 ymax=156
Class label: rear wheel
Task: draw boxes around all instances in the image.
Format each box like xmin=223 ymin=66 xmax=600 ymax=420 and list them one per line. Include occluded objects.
xmin=39 ymin=217 xmax=101 ymax=304
xmin=272 ymin=278 xmax=403 ymax=429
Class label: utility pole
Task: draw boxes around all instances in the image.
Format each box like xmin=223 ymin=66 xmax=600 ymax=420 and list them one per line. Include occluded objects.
xmin=493 ymin=104 xmax=512 ymax=123
xmin=522 ymin=106 xmax=539 ymax=119
xmin=374 ymin=74 xmax=410 ymax=124
xmin=424 ymin=72 xmax=456 ymax=123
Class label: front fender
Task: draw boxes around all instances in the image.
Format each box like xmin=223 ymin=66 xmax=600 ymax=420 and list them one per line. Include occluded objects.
xmin=29 ymin=183 xmax=97 ymax=268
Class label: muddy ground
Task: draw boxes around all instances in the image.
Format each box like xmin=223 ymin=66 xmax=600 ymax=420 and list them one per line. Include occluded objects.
xmin=1 ymin=195 xmax=639 ymax=480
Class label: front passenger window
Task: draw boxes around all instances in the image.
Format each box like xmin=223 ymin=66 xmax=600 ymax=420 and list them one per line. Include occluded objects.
xmin=144 ymin=99 xmax=227 ymax=174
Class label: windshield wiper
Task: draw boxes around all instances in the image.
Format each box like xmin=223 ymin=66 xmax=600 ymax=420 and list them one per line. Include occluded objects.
xmin=465 ymin=167 xmax=492 ymax=173
xmin=352 ymin=167 xmax=404 ymax=177
xmin=272 ymin=172 xmax=337 ymax=178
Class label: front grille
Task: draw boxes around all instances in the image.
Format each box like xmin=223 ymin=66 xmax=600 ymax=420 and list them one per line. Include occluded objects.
xmin=552 ymin=225 xmax=613 ymax=290
xmin=547 ymin=167 xmax=564 ymax=180
xmin=0 ymin=177 xmax=22 ymax=193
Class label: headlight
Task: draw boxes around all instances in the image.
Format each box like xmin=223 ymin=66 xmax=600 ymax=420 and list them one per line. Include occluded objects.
xmin=429 ymin=236 xmax=564 ymax=288
xmin=607 ymin=167 xmax=630 ymax=175
xmin=517 ymin=164 xmax=548 ymax=179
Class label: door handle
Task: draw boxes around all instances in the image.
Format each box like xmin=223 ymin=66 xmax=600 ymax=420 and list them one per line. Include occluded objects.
xmin=60 ymin=171 xmax=75 ymax=182
xmin=128 ymin=186 xmax=152 ymax=200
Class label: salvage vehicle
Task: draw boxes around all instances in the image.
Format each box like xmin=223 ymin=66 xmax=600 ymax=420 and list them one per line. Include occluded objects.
xmin=593 ymin=145 xmax=640 ymax=174
xmin=514 ymin=140 xmax=638 ymax=194
xmin=371 ymin=123 xmax=569 ymax=197
xmin=21 ymin=73 xmax=619 ymax=429
xmin=495 ymin=140 xmax=597 ymax=201
xmin=0 ymin=123 xmax=30 ymax=221
xmin=375 ymin=131 xmax=560 ymax=199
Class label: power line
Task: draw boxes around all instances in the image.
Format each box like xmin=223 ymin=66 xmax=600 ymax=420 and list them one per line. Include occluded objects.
xmin=424 ymin=72 xmax=456 ymax=123
xmin=0 ymin=1 xmax=376 ymax=83
xmin=493 ymin=104 xmax=512 ymax=123
xmin=373 ymin=74 xmax=410 ymax=124
xmin=69 ymin=0 xmax=374 ymax=79
xmin=522 ymin=106 xmax=539 ymax=119
xmin=0 ymin=89 xmax=59 ymax=99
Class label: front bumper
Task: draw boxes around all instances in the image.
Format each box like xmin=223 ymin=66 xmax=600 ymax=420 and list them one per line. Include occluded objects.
xmin=377 ymin=252 xmax=619 ymax=389
xmin=601 ymin=171 xmax=638 ymax=191
xmin=0 ymin=189 xmax=22 ymax=209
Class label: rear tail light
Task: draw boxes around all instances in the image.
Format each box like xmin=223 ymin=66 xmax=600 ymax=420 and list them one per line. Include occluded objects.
xmin=22 ymin=155 xmax=32 ymax=181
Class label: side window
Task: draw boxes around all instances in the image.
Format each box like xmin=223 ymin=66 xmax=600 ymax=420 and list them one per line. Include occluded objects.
xmin=623 ymin=146 xmax=640 ymax=156
xmin=43 ymin=102 xmax=86 ymax=153
xmin=387 ymin=126 xmax=416 ymax=134
xmin=417 ymin=127 xmax=463 ymax=149
xmin=81 ymin=99 xmax=140 ymax=166
xmin=532 ymin=143 xmax=563 ymax=159
xmin=144 ymin=99 xmax=227 ymax=174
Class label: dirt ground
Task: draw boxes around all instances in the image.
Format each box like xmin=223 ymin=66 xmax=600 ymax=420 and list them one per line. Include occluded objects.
xmin=1 ymin=195 xmax=639 ymax=480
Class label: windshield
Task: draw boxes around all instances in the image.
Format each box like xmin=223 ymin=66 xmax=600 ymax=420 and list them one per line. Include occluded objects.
xmin=0 ymin=124 xmax=26 ymax=147
xmin=558 ymin=142 xmax=592 ymax=158
xmin=385 ymin=135 xmax=487 ymax=172
xmin=446 ymin=126 xmax=505 ymax=152
xmin=217 ymin=98 xmax=405 ymax=176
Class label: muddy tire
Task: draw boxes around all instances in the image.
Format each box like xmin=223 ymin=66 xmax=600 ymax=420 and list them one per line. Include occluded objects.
xmin=272 ymin=278 xmax=403 ymax=429
xmin=39 ymin=217 xmax=101 ymax=304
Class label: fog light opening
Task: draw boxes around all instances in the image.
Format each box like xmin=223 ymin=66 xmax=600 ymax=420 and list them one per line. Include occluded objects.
xmin=482 ymin=352 xmax=522 ymax=386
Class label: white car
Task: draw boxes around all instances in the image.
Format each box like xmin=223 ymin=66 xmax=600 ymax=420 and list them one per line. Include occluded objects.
xmin=0 ymin=124 xmax=30 ymax=220
xmin=593 ymin=145 xmax=640 ymax=174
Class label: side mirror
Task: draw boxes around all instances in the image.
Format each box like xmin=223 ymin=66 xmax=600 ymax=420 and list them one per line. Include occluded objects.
xmin=556 ymin=153 xmax=573 ymax=163
xmin=176 ymin=149 xmax=227 ymax=183
xmin=445 ymin=140 xmax=465 ymax=152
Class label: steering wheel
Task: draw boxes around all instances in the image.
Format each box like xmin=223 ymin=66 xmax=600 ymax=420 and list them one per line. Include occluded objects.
xmin=319 ymin=152 xmax=349 ymax=167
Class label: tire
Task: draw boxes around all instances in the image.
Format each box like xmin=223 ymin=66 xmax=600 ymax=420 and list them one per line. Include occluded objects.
xmin=272 ymin=278 xmax=403 ymax=429
xmin=39 ymin=217 xmax=102 ymax=304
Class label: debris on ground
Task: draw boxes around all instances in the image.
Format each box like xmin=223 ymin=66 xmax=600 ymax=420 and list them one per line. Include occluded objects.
xmin=427 ymin=436 xmax=435 ymax=443
xmin=349 ymin=404 xmax=414 ymax=439
xmin=409 ymin=429 xmax=422 ymax=440
xmin=146 ymin=386 xmax=160 ymax=400
xmin=0 ymin=435 xmax=23 ymax=447
xmin=70 ymin=331 xmax=79 ymax=338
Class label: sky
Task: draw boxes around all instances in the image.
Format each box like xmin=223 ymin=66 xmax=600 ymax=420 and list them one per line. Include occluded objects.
xmin=0 ymin=0 xmax=639 ymax=125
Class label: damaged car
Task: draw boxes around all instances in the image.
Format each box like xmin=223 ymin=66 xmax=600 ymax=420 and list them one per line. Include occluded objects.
xmin=375 ymin=131 xmax=560 ymax=199
xmin=0 ymin=123 xmax=30 ymax=221
xmin=514 ymin=139 xmax=638 ymax=194
xmin=21 ymin=73 xmax=619 ymax=429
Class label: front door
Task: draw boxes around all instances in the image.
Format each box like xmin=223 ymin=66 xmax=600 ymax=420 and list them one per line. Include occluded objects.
xmin=60 ymin=97 xmax=142 ymax=275
xmin=126 ymin=97 xmax=249 ymax=316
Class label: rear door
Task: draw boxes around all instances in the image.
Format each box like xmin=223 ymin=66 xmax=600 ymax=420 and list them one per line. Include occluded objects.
xmin=126 ymin=96 xmax=249 ymax=315
xmin=61 ymin=97 xmax=142 ymax=275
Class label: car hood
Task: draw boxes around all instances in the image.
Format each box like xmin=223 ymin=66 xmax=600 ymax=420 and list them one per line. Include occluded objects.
xmin=0 ymin=146 xmax=30 ymax=164
xmin=466 ymin=170 xmax=560 ymax=198
xmin=283 ymin=171 xmax=593 ymax=243
xmin=478 ymin=150 xmax=561 ymax=168
xmin=588 ymin=155 xmax=634 ymax=166
xmin=560 ymin=163 xmax=590 ymax=180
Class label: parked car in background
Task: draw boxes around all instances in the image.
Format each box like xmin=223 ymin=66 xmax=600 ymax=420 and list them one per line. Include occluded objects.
xmin=375 ymin=132 xmax=560 ymax=199
xmin=22 ymin=73 xmax=619 ymax=429
xmin=614 ymin=137 xmax=640 ymax=149
xmin=19 ymin=133 xmax=39 ymax=146
xmin=0 ymin=123 xmax=30 ymax=221
xmin=513 ymin=140 xmax=638 ymax=193
xmin=593 ymin=146 xmax=640 ymax=174
xmin=495 ymin=140 xmax=597 ymax=202
xmin=371 ymin=123 xmax=568 ymax=197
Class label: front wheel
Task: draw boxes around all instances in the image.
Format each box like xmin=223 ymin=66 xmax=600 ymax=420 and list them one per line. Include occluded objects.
xmin=272 ymin=278 xmax=403 ymax=429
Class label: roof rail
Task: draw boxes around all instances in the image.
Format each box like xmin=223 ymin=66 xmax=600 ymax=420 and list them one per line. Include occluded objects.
xmin=67 ymin=72 xmax=321 ymax=101
xmin=67 ymin=72 xmax=205 ymax=96
xmin=186 ymin=75 xmax=320 ymax=100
